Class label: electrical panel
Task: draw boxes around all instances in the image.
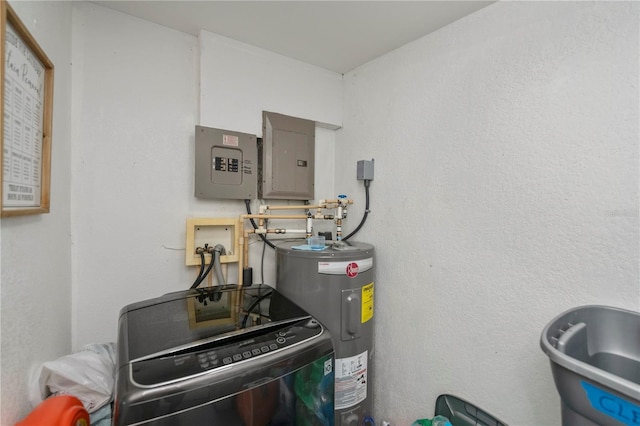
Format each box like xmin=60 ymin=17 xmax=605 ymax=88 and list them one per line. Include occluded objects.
xmin=259 ymin=111 xmax=315 ymax=200
xmin=194 ymin=126 xmax=257 ymax=200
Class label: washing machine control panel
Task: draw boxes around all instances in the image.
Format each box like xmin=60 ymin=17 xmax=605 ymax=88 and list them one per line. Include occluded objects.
xmin=130 ymin=317 xmax=322 ymax=387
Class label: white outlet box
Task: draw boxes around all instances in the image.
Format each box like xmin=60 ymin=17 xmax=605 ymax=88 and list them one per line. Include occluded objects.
xmin=185 ymin=218 xmax=239 ymax=266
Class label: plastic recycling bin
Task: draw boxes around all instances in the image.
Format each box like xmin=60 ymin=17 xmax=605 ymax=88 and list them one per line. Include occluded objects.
xmin=540 ymin=305 xmax=640 ymax=425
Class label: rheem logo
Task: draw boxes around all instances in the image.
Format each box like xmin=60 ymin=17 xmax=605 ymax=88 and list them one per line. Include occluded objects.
xmin=346 ymin=262 xmax=359 ymax=278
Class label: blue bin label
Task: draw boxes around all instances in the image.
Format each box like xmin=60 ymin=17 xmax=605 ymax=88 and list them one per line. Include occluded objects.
xmin=581 ymin=381 xmax=640 ymax=425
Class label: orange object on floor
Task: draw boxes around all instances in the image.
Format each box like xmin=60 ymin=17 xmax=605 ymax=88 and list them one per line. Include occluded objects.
xmin=15 ymin=395 xmax=90 ymax=426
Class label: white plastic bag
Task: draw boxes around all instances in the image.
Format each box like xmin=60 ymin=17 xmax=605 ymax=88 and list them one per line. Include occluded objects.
xmin=29 ymin=343 xmax=116 ymax=413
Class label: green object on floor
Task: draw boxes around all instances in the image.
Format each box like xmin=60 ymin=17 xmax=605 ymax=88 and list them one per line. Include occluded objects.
xmin=412 ymin=415 xmax=452 ymax=426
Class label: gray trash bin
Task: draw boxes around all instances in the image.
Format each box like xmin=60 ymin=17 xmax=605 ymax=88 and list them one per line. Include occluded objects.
xmin=540 ymin=305 xmax=640 ymax=425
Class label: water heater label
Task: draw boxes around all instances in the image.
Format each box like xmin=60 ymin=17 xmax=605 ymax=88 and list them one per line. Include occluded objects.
xmin=317 ymin=258 xmax=373 ymax=276
xmin=335 ymin=350 xmax=368 ymax=410
xmin=362 ymin=282 xmax=374 ymax=323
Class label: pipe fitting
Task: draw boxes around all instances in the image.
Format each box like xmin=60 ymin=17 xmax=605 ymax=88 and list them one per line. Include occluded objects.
xmin=212 ymin=244 xmax=226 ymax=255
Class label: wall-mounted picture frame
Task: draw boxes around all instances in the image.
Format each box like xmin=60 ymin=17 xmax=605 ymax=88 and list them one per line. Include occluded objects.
xmin=0 ymin=1 xmax=54 ymax=217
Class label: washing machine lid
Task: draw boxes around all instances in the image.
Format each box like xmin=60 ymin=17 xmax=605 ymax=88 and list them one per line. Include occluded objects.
xmin=119 ymin=284 xmax=309 ymax=362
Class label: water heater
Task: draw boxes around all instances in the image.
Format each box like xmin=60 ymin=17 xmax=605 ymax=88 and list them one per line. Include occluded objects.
xmin=276 ymin=241 xmax=375 ymax=426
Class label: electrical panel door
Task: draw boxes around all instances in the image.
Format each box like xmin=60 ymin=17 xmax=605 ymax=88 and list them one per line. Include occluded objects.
xmin=195 ymin=126 xmax=257 ymax=200
xmin=260 ymin=111 xmax=315 ymax=200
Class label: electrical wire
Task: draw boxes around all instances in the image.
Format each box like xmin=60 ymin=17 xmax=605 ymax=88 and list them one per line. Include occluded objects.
xmin=245 ymin=199 xmax=276 ymax=249
xmin=261 ymin=237 xmax=267 ymax=284
xmin=343 ymin=179 xmax=371 ymax=241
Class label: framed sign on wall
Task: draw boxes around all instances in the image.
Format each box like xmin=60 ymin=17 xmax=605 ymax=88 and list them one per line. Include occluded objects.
xmin=0 ymin=1 xmax=54 ymax=217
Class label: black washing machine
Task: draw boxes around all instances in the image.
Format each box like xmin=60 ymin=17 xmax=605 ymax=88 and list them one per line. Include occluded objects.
xmin=114 ymin=284 xmax=335 ymax=425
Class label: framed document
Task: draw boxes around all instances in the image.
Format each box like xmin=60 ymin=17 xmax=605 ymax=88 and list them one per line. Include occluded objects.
xmin=0 ymin=2 xmax=54 ymax=217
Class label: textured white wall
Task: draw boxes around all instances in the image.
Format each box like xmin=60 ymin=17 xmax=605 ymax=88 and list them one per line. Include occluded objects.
xmin=70 ymin=3 xmax=199 ymax=349
xmin=199 ymin=31 xmax=342 ymax=134
xmin=71 ymin=4 xmax=342 ymax=349
xmin=337 ymin=2 xmax=639 ymax=424
xmin=0 ymin=2 xmax=73 ymax=423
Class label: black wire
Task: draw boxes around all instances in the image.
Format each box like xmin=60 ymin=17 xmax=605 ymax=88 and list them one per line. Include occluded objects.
xmin=261 ymin=237 xmax=267 ymax=284
xmin=245 ymin=199 xmax=276 ymax=249
xmin=343 ymin=179 xmax=371 ymax=241
xmin=189 ymin=250 xmax=206 ymax=289
xmin=190 ymin=250 xmax=216 ymax=289
xmin=241 ymin=290 xmax=273 ymax=328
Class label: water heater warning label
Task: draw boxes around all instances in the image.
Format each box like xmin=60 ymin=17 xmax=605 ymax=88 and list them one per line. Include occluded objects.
xmin=362 ymin=283 xmax=374 ymax=323
xmin=335 ymin=351 xmax=368 ymax=410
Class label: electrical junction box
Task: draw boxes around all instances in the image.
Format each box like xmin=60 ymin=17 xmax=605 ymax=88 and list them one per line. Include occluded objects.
xmin=194 ymin=126 xmax=257 ymax=200
xmin=259 ymin=111 xmax=315 ymax=200
xmin=357 ymin=159 xmax=374 ymax=181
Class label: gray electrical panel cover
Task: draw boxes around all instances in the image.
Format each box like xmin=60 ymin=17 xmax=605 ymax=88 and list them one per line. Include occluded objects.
xmin=260 ymin=111 xmax=315 ymax=200
xmin=194 ymin=125 xmax=257 ymax=200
